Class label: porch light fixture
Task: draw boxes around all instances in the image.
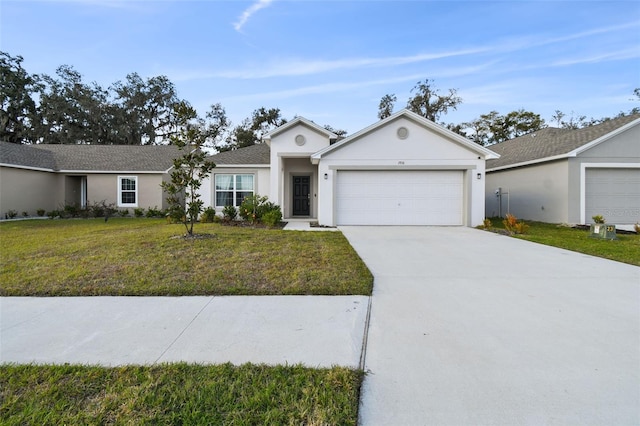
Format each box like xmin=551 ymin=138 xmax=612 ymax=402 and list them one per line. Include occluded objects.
xmin=324 ymin=173 xmax=328 ymax=180
xmin=477 ymin=173 xmax=482 ymax=180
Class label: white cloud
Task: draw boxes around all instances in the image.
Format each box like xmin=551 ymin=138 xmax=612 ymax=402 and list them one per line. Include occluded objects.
xmin=551 ymin=47 xmax=640 ymax=67
xmin=168 ymin=47 xmax=490 ymax=82
xmin=233 ymin=0 xmax=274 ymax=32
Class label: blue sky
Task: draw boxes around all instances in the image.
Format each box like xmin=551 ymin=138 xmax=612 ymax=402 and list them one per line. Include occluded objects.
xmin=2 ymin=0 xmax=639 ymax=134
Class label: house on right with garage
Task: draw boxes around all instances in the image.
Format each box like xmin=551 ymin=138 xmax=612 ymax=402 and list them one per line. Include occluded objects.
xmin=485 ymin=114 xmax=640 ymax=226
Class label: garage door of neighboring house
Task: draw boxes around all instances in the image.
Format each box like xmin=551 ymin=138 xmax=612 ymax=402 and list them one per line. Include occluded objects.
xmin=585 ymin=168 xmax=640 ymax=224
xmin=336 ymin=170 xmax=464 ymax=225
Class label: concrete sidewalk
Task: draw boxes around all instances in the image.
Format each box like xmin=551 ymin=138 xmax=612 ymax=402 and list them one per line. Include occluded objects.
xmin=341 ymin=226 xmax=640 ymax=426
xmin=1 ymin=296 xmax=368 ymax=367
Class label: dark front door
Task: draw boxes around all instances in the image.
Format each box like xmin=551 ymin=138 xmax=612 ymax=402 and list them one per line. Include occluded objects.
xmin=292 ymin=176 xmax=311 ymax=216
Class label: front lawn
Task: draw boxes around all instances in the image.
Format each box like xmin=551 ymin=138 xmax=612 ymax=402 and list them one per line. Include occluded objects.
xmin=0 ymin=218 xmax=373 ymax=296
xmin=485 ymin=218 xmax=640 ymax=266
xmin=0 ymin=363 xmax=362 ymax=425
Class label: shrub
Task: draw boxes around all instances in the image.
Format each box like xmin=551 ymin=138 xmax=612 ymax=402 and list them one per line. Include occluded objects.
xmin=134 ymin=207 xmax=145 ymax=218
xmin=592 ymin=214 xmax=605 ymax=224
xmin=200 ymin=207 xmax=217 ymax=223
xmin=37 ymin=209 xmax=46 ymax=217
xmin=481 ymin=218 xmax=492 ymax=229
xmin=22 ymin=211 xmax=29 ymax=217
xmin=503 ymin=213 xmax=529 ymax=235
xmin=146 ymin=206 xmax=162 ymax=218
xmin=63 ymin=204 xmax=80 ymax=218
xmin=6 ymin=209 xmax=18 ymax=219
xmin=239 ymin=195 xmax=268 ymax=224
xmin=222 ymin=205 xmax=237 ymax=222
xmin=118 ymin=209 xmax=130 ymax=217
xmin=46 ymin=210 xmax=59 ymax=219
xmin=262 ymin=208 xmax=283 ymax=227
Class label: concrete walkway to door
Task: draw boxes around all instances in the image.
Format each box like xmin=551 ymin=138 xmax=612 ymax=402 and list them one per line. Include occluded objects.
xmin=340 ymin=226 xmax=640 ymax=426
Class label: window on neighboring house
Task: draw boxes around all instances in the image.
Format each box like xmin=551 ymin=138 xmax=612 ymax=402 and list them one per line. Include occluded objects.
xmin=215 ymin=174 xmax=254 ymax=207
xmin=118 ymin=176 xmax=138 ymax=207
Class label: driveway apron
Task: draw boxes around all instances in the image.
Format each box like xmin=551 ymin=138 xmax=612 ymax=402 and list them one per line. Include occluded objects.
xmin=340 ymin=226 xmax=640 ymax=426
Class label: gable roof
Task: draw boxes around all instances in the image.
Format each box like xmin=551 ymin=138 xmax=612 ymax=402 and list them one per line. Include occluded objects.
xmin=311 ymin=109 xmax=499 ymax=162
xmin=486 ymin=114 xmax=640 ymax=171
xmin=0 ymin=142 xmax=57 ymax=170
xmin=262 ymin=117 xmax=337 ymax=141
xmin=209 ymin=143 xmax=270 ymax=165
xmin=0 ymin=142 xmax=182 ymax=172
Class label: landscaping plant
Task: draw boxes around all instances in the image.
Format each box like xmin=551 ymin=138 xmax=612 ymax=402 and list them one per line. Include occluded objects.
xmin=161 ymin=102 xmax=216 ymax=236
xmin=502 ymin=213 xmax=529 ymax=235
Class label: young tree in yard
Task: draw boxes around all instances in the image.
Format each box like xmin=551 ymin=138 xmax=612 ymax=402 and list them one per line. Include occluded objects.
xmin=161 ymin=102 xmax=216 ymax=236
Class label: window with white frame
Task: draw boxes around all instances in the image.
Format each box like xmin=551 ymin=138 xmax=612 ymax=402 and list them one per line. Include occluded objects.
xmin=118 ymin=176 xmax=138 ymax=207
xmin=215 ymin=174 xmax=254 ymax=207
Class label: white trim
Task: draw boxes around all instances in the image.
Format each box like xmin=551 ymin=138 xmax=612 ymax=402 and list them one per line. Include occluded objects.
xmin=579 ymin=162 xmax=640 ymax=224
xmin=0 ymin=163 xmax=55 ymax=172
xmin=572 ymin=118 xmax=640 ymax=156
xmin=487 ymin=118 xmax=640 ymax=172
xmin=117 ymin=175 xmax=138 ymax=207
xmin=311 ymin=109 xmax=499 ymax=162
xmin=486 ymin=154 xmax=570 ymax=172
xmin=214 ymin=164 xmax=270 ymax=168
xmin=263 ymin=117 xmax=337 ymax=141
xmin=60 ymin=170 xmax=165 ymax=174
xmin=213 ymin=173 xmax=255 ymax=207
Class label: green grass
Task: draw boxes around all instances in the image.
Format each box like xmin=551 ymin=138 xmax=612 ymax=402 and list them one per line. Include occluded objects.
xmin=0 ymin=363 xmax=363 ymax=425
xmin=0 ymin=218 xmax=373 ymax=296
xmin=485 ymin=218 xmax=640 ymax=266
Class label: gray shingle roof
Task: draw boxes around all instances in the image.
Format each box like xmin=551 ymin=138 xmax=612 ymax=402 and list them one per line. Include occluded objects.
xmin=0 ymin=142 xmax=57 ymax=169
xmin=1 ymin=142 xmax=182 ymax=172
xmin=486 ymin=114 xmax=640 ymax=169
xmin=209 ymin=143 xmax=270 ymax=165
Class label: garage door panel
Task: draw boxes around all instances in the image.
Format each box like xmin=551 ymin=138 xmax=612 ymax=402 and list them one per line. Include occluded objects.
xmin=585 ymin=168 xmax=640 ymax=224
xmin=336 ymin=170 xmax=464 ymax=225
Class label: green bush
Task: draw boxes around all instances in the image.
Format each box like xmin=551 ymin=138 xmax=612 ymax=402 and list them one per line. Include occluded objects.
xmin=37 ymin=209 xmax=46 ymax=217
xmin=239 ymin=195 xmax=267 ymax=224
xmin=239 ymin=195 xmax=282 ymax=225
xmin=134 ymin=207 xmax=144 ymax=218
xmin=6 ymin=209 xmax=18 ymax=219
xmin=22 ymin=211 xmax=29 ymax=217
xmin=146 ymin=206 xmax=164 ymax=218
xmin=592 ymin=214 xmax=605 ymax=224
xmin=262 ymin=208 xmax=282 ymax=227
xmin=200 ymin=207 xmax=217 ymax=223
xmin=46 ymin=210 xmax=59 ymax=219
xmin=222 ymin=205 xmax=237 ymax=222
xmin=118 ymin=209 xmax=130 ymax=217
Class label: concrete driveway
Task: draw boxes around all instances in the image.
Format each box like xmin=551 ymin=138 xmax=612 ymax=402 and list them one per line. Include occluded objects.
xmin=340 ymin=226 xmax=640 ymax=426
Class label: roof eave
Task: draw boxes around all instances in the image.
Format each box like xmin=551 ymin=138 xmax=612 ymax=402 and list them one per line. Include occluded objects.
xmin=263 ymin=117 xmax=337 ymax=140
xmin=312 ymin=109 xmax=500 ymax=160
xmin=570 ymin=117 xmax=640 ymax=156
xmin=486 ymin=153 xmax=572 ymax=172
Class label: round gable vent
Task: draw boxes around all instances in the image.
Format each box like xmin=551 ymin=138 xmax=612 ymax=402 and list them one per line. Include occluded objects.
xmin=397 ymin=127 xmax=409 ymax=140
xmin=295 ymin=134 xmax=306 ymax=146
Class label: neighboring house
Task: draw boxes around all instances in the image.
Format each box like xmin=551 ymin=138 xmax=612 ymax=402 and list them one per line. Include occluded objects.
xmin=485 ymin=114 xmax=640 ymax=225
xmin=0 ymin=142 xmax=181 ymax=216
xmin=203 ymin=109 xmax=498 ymax=226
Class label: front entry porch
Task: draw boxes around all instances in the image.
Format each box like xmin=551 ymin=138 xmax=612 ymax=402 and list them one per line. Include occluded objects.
xmin=277 ymin=157 xmax=318 ymax=220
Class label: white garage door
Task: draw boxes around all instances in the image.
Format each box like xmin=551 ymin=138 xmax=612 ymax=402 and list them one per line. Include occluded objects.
xmin=336 ymin=170 xmax=464 ymax=225
xmin=585 ymin=168 xmax=640 ymax=224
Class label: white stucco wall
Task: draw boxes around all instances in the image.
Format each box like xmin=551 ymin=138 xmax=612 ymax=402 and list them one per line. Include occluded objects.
xmin=268 ymin=123 xmax=331 ymax=210
xmin=485 ymin=160 xmax=569 ymax=223
xmin=202 ymin=167 xmax=271 ymax=211
xmin=316 ymin=116 xmax=488 ymax=226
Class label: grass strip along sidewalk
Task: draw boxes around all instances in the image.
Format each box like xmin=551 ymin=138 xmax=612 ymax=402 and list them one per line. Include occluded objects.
xmin=0 ymin=363 xmax=363 ymax=425
xmin=484 ymin=218 xmax=640 ymax=266
xmin=0 ymin=218 xmax=373 ymax=296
